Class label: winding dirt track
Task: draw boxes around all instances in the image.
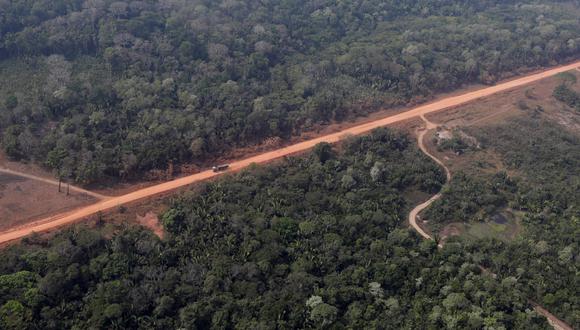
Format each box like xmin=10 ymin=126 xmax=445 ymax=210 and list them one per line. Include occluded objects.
xmin=531 ymin=302 xmax=574 ymax=330
xmin=407 ymin=116 xmax=450 ymax=242
xmin=1 ymin=61 xmax=579 ymax=244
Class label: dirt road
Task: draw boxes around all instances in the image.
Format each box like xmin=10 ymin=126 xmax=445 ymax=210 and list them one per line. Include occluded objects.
xmin=408 ymin=116 xmax=450 ymax=242
xmin=0 ymin=168 xmax=108 ymax=199
xmin=0 ymin=61 xmax=579 ymax=244
xmin=531 ymin=302 xmax=574 ymax=330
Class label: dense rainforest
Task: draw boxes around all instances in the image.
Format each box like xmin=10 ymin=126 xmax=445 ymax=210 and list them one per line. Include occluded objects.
xmin=0 ymin=130 xmax=553 ymax=329
xmin=1 ymin=0 xmax=580 ymax=183
xmin=425 ymin=114 xmax=580 ymax=326
xmin=0 ymin=1 xmax=579 ymax=328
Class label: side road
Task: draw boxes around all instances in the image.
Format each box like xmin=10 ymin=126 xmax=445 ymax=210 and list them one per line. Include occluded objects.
xmin=407 ymin=115 xmax=450 ymax=243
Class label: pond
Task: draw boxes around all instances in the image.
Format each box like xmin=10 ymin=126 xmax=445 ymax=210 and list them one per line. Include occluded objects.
xmin=491 ymin=213 xmax=508 ymax=224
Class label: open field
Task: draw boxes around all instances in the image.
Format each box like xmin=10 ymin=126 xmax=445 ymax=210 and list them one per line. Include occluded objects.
xmin=425 ymin=70 xmax=580 ymax=175
xmin=0 ymin=172 xmax=97 ymax=231
xmin=427 ymin=71 xmax=580 ymax=128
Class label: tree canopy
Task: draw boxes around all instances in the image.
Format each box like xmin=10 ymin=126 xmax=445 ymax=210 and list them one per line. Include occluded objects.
xmin=426 ymin=115 xmax=580 ymax=326
xmin=1 ymin=0 xmax=580 ymax=182
xmin=0 ymin=129 xmax=552 ymax=329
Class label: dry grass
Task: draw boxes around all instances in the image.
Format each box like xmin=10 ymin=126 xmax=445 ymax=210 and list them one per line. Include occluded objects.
xmin=0 ymin=172 xmax=97 ymax=231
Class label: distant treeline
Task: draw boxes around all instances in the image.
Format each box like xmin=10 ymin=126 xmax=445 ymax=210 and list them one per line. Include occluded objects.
xmin=1 ymin=0 xmax=580 ymax=182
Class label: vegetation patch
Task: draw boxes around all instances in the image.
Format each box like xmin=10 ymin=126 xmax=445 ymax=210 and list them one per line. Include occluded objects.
xmin=553 ymin=84 xmax=580 ymax=112
xmin=427 ymin=114 xmax=580 ymax=326
xmin=423 ymin=171 xmax=515 ymax=232
xmin=0 ymin=129 xmax=552 ymax=329
xmin=441 ymin=211 xmax=521 ymax=244
xmin=435 ymin=128 xmax=480 ymax=155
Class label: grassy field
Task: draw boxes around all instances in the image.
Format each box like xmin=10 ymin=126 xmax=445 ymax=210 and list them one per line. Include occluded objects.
xmin=439 ymin=210 xmax=521 ymax=243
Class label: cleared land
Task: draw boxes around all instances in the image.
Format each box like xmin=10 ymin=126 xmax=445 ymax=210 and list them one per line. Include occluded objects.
xmin=0 ymin=60 xmax=579 ymax=244
xmin=419 ymin=69 xmax=580 ymax=241
xmin=0 ymin=168 xmax=106 ymax=199
xmin=0 ymin=172 xmax=97 ymax=230
xmin=407 ymin=72 xmax=578 ymax=330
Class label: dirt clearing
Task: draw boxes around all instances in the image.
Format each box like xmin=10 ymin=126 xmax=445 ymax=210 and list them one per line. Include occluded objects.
xmin=425 ymin=70 xmax=580 ymax=131
xmin=418 ymin=69 xmax=580 ymax=242
xmin=0 ymin=172 xmax=98 ymax=231
xmin=135 ymin=211 xmax=164 ymax=239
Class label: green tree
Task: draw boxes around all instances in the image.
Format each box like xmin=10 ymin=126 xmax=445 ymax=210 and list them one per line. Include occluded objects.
xmin=0 ymin=300 xmax=31 ymax=330
xmin=4 ymin=94 xmax=18 ymax=110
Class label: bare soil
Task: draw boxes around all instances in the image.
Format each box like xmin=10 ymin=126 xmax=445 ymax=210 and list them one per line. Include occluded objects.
xmin=426 ymin=70 xmax=580 ymax=131
xmin=135 ymin=211 xmax=164 ymax=239
xmin=0 ymin=152 xmax=59 ymax=182
xmin=439 ymin=223 xmax=462 ymax=243
xmin=0 ymin=172 xmax=97 ymax=231
xmin=422 ymin=70 xmax=580 ymax=178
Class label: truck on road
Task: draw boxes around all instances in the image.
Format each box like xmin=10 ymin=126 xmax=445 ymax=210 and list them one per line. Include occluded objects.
xmin=212 ymin=164 xmax=230 ymax=172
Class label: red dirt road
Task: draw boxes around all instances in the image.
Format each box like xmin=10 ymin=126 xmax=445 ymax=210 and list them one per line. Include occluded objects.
xmin=1 ymin=61 xmax=579 ymax=244
xmin=531 ymin=302 xmax=574 ymax=330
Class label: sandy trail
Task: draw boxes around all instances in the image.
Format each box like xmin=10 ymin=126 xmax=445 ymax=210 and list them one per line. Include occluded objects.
xmin=0 ymin=61 xmax=579 ymax=244
xmin=0 ymin=168 xmax=108 ymax=199
xmin=408 ymin=117 xmax=450 ymax=243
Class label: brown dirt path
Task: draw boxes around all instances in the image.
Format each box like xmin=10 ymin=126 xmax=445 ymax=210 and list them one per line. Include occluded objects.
xmin=531 ymin=302 xmax=574 ymax=330
xmin=408 ymin=116 xmax=450 ymax=244
xmin=0 ymin=60 xmax=579 ymax=245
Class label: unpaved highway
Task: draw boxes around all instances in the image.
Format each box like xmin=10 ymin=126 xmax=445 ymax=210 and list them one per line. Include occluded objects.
xmin=1 ymin=61 xmax=579 ymax=244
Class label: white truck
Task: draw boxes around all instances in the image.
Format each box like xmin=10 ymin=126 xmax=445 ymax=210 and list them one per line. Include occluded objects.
xmin=212 ymin=164 xmax=230 ymax=172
